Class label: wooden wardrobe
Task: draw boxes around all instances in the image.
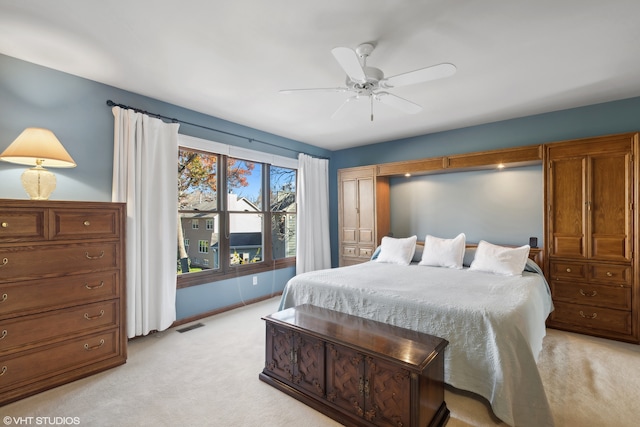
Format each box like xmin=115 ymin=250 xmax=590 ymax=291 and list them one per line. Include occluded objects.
xmin=545 ymin=132 xmax=639 ymax=343
xmin=338 ymin=166 xmax=389 ymax=266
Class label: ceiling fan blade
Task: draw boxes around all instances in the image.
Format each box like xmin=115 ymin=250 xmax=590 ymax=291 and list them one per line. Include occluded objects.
xmin=331 ymin=95 xmax=363 ymax=120
xmin=375 ymin=92 xmax=422 ymax=114
xmin=381 ymin=63 xmax=456 ymax=88
xmin=331 ymin=47 xmax=367 ymax=84
xmin=279 ymin=87 xmax=348 ymax=94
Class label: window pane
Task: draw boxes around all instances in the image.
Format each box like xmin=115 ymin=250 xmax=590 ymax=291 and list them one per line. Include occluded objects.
xmin=178 ymin=149 xmax=219 ymax=275
xmin=227 ymin=158 xmax=261 ymax=209
xmin=271 ymin=166 xmax=296 ymax=259
xmin=179 ymin=149 xmax=218 ymax=209
xmin=229 ymin=213 xmax=263 ymax=265
xmin=270 ymin=166 xmax=296 ymax=212
xmin=272 ymin=213 xmax=296 ymax=259
xmin=178 ymin=213 xmax=220 ymax=274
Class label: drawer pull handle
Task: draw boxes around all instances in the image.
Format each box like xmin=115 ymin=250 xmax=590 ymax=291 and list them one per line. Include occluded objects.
xmin=566 ymin=268 xmax=572 ymax=273
xmin=84 ymin=339 xmax=105 ymax=351
xmin=606 ymin=271 xmax=613 ymax=277
xmin=579 ymin=289 xmax=598 ymax=297
xmin=0 ymin=258 xmax=7 ymax=268
xmin=83 ymin=220 xmax=91 ymax=226
xmin=0 ymin=330 xmax=6 ymax=340
xmin=0 ymin=293 xmax=7 ymax=303
xmin=579 ymin=310 xmax=597 ymax=319
xmin=85 ymin=281 xmax=105 ymax=290
xmin=85 ymin=251 xmax=105 ymax=260
xmin=0 ymin=366 xmax=6 ymax=376
xmin=1 ymin=222 xmax=7 ymax=228
xmin=84 ymin=310 xmax=105 ymax=320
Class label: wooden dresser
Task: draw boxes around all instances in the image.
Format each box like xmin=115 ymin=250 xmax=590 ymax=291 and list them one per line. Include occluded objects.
xmin=260 ymin=304 xmax=449 ymax=427
xmin=545 ymin=133 xmax=639 ymax=343
xmin=0 ymin=199 xmax=127 ymax=405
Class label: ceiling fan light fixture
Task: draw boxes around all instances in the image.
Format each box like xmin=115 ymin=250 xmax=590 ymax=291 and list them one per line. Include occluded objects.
xmin=283 ymin=42 xmax=456 ymax=120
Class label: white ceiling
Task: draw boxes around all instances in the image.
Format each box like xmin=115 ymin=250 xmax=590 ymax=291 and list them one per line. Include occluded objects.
xmin=2 ymin=1 xmax=640 ymax=151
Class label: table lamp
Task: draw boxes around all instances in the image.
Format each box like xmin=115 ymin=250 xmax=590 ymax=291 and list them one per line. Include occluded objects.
xmin=0 ymin=127 xmax=77 ymax=200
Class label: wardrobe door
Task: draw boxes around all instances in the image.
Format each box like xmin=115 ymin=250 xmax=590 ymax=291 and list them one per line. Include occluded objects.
xmin=548 ymin=155 xmax=587 ymax=259
xmin=588 ymin=152 xmax=632 ymax=262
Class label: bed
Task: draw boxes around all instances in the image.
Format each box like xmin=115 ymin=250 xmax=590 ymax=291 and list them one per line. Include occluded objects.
xmin=279 ymin=236 xmax=555 ymax=427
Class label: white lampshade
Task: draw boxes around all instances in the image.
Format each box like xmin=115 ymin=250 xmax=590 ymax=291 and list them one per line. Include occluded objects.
xmin=0 ymin=128 xmax=77 ymax=200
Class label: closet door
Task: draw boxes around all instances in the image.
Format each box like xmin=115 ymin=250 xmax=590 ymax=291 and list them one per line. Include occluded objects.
xmin=588 ymin=152 xmax=631 ymax=261
xmin=340 ymin=177 xmax=358 ymax=245
xmin=356 ymin=176 xmax=375 ymax=247
xmin=548 ymin=155 xmax=587 ymax=259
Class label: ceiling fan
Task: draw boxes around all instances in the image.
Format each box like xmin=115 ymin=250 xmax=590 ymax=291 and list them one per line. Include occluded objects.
xmin=280 ymin=42 xmax=456 ymax=121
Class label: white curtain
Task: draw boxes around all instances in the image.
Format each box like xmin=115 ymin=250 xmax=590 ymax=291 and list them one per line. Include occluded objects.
xmin=111 ymin=106 xmax=179 ymax=338
xmin=296 ymin=153 xmax=331 ymax=274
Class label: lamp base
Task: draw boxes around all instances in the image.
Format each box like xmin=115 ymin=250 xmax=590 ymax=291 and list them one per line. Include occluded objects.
xmin=21 ymin=165 xmax=56 ymax=200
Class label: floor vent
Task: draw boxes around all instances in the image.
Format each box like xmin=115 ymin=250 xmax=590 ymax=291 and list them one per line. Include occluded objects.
xmin=176 ymin=323 xmax=205 ymax=333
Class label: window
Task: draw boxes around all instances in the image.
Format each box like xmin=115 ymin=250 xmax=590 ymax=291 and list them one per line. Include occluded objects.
xmin=270 ymin=165 xmax=296 ymax=259
xmin=177 ymin=142 xmax=297 ymax=287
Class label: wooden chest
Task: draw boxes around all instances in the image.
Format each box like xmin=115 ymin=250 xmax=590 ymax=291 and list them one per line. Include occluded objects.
xmin=260 ymin=304 xmax=449 ymax=427
xmin=0 ymin=199 xmax=127 ymax=405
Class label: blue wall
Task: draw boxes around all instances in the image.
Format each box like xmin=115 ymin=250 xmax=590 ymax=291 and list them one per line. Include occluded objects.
xmin=3 ymin=53 xmax=640 ymax=319
xmin=0 ymin=54 xmax=329 ymax=321
xmin=329 ymin=97 xmax=640 ymax=264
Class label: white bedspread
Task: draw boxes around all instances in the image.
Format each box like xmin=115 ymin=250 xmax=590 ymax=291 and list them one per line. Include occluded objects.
xmin=279 ymin=262 xmax=555 ymax=427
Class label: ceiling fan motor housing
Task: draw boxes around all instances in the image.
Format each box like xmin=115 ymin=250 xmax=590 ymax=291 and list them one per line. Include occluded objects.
xmin=346 ymin=66 xmax=384 ymax=92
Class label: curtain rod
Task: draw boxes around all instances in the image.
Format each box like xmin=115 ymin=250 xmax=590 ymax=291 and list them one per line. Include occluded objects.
xmin=106 ymin=100 xmax=328 ymax=159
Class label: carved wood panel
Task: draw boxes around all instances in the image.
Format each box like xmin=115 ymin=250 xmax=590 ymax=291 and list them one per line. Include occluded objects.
xmin=264 ymin=324 xmax=293 ymax=382
xmin=366 ymin=357 xmax=411 ymax=427
xmin=294 ymin=332 xmax=325 ymax=397
xmin=325 ymin=343 xmax=364 ymax=417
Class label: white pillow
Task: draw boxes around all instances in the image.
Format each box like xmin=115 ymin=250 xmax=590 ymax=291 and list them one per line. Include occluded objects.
xmin=375 ymin=236 xmax=417 ymax=266
xmin=468 ymin=240 xmax=530 ymax=276
xmin=419 ymin=233 xmax=466 ymax=269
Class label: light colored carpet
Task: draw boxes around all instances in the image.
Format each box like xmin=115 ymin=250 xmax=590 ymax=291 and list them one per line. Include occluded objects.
xmin=2 ymin=297 xmax=639 ymax=426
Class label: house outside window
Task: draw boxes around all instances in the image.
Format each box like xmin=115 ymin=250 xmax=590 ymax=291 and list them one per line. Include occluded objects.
xmin=177 ymin=141 xmax=297 ymax=288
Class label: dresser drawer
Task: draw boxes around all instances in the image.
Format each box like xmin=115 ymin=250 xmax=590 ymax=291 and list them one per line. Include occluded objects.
xmin=550 ymin=302 xmax=632 ymax=335
xmin=550 ymin=281 xmax=631 ymax=310
xmin=0 ymin=300 xmax=118 ymax=353
xmin=0 ymin=329 xmax=120 ymax=392
xmin=358 ymin=246 xmax=374 ymax=258
xmin=342 ymin=246 xmax=357 ymax=257
xmin=50 ymin=208 xmax=121 ymax=240
xmin=0 ymin=242 xmax=120 ymax=282
xmin=0 ymin=209 xmax=46 ymax=242
xmin=0 ymin=271 xmax=118 ymax=318
xmin=549 ymin=261 xmax=587 ymax=281
xmin=589 ymin=264 xmax=631 ymax=285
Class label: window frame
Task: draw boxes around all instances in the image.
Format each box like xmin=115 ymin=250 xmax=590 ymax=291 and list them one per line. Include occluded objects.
xmin=177 ymin=137 xmax=297 ymax=289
